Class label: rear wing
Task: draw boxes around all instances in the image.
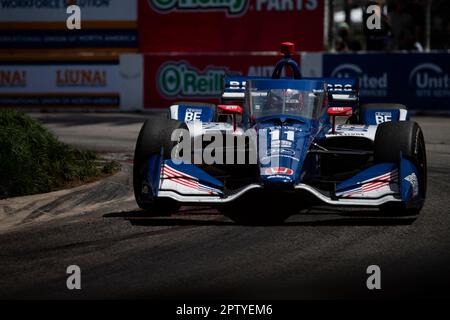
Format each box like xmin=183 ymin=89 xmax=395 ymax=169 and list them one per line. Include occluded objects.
xmin=222 ymin=76 xmax=360 ymax=108
xmin=222 ymin=76 xmax=263 ymax=101
xmin=322 ymin=77 xmax=359 ymax=108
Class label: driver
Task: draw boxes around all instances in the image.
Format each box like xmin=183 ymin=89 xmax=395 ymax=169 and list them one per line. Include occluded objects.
xmin=266 ymin=89 xmax=303 ymax=114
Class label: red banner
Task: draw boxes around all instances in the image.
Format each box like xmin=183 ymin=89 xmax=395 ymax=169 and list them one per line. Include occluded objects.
xmin=138 ymin=0 xmax=324 ymax=52
xmin=144 ymin=52 xmax=301 ymax=108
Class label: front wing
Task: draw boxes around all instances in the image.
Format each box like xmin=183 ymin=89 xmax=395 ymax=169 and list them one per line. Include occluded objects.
xmin=142 ymin=155 xmax=422 ymax=208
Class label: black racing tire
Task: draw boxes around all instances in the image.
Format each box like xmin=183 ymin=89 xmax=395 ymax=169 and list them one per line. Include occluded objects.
xmin=359 ymin=103 xmax=407 ymax=124
xmin=374 ymin=121 xmax=427 ymax=215
xmin=133 ymin=116 xmax=187 ymax=214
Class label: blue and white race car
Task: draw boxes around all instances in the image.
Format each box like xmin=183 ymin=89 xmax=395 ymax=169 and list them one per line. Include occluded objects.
xmin=133 ymin=43 xmax=427 ymax=224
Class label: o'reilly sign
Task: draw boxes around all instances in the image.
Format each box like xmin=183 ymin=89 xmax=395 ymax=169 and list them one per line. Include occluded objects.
xmin=157 ymin=61 xmax=229 ymax=98
xmin=148 ymin=0 xmax=319 ymax=16
xmin=149 ymin=0 xmax=248 ymax=16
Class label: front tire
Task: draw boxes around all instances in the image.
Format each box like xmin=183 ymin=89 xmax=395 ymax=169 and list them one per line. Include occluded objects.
xmin=133 ymin=116 xmax=186 ymax=214
xmin=374 ymin=121 xmax=427 ymax=215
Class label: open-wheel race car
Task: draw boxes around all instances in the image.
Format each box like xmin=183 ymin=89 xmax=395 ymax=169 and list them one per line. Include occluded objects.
xmin=133 ymin=43 xmax=427 ymax=224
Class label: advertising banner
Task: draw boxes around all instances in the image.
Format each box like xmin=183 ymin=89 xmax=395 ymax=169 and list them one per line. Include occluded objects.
xmin=0 ymin=0 xmax=137 ymax=50
xmin=138 ymin=0 xmax=324 ymax=53
xmin=144 ymin=52 xmax=298 ymax=108
xmin=323 ymin=53 xmax=450 ymax=111
xmin=0 ymin=59 xmax=121 ymax=109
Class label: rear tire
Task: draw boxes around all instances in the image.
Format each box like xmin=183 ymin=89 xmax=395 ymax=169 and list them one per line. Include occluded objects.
xmin=133 ymin=116 xmax=186 ymax=215
xmin=374 ymin=121 xmax=427 ymax=215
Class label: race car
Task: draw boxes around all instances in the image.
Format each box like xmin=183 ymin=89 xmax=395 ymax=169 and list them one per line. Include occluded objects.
xmin=133 ymin=43 xmax=427 ymax=224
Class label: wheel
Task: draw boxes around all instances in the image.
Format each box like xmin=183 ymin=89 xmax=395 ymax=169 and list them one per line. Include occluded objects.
xmin=374 ymin=121 xmax=427 ymax=215
xmin=359 ymin=103 xmax=407 ymax=124
xmin=133 ymin=116 xmax=187 ymax=214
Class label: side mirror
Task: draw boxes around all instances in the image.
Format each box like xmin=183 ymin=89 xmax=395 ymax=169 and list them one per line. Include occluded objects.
xmin=327 ymin=106 xmax=353 ymax=117
xmin=217 ymin=104 xmax=243 ymax=132
xmin=327 ymin=107 xmax=353 ymax=134
xmin=217 ymin=104 xmax=243 ymax=115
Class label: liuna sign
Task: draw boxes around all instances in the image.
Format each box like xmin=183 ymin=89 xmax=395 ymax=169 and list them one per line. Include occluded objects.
xmin=0 ymin=54 xmax=144 ymax=111
xmin=138 ymin=0 xmax=324 ymax=52
xmin=323 ymin=53 xmax=450 ymax=111
xmin=0 ymin=59 xmax=122 ymax=109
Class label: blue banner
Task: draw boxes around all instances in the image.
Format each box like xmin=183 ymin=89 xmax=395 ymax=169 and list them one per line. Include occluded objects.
xmin=323 ymin=53 xmax=450 ymax=111
xmin=0 ymin=29 xmax=137 ymax=49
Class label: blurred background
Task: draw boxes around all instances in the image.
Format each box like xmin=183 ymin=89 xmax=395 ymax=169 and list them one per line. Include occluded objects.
xmin=331 ymin=0 xmax=449 ymax=52
xmin=0 ymin=0 xmax=449 ymax=112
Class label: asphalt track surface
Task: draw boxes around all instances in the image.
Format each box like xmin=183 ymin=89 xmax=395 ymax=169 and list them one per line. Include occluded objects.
xmin=1 ymin=113 xmax=450 ymax=299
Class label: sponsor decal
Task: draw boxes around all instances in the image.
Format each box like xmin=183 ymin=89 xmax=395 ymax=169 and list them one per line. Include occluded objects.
xmin=0 ymin=70 xmax=26 ymax=87
xmin=409 ymin=63 xmax=450 ymax=98
xmin=157 ymin=61 xmax=238 ymax=98
xmin=336 ymin=124 xmax=369 ymax=132
xmin=404 ymin=173 xmax=419 ymax=197
xmin=374 ymin=111 xmax=392 ymax=124
xmin=184 ymin=108 xmax=202 ymax=121
xmin=327 ymin=83 xmax=353 ymax=92
xmin=56 ymin=69 xmax=107 ymax=87
xmin=264 ymin=167 xmax=294 ymax=175
xmin=330 ymin=63 xmax=388 ymax=97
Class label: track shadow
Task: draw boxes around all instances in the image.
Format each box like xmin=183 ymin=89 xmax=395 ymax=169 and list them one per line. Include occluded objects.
xmin=103 ymin=210 xmax=234 ymax=226
xmin=103 ymin=209 xmax=416 ymax=227
xmin=284 ymin=217 xmax=416 ymax=226
xmin=127 ymin=217 xmax=235 ymax=227
xmin=34 ymin=112 xmax=168 ymax=127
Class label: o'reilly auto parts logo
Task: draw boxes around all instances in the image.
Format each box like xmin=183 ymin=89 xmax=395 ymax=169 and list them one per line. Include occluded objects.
xmin=157 ymin=61 xmax=231 ymax=98
xmin=409 ymin=63 xmax=450 ymax=97
xmin=331 ymin=63 xmax=388 ymax=97
xmin=149 ymin=0 xmax=248 ymax=16
xmin=149 ymin=0 xmax=319 ymax=16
